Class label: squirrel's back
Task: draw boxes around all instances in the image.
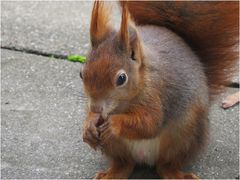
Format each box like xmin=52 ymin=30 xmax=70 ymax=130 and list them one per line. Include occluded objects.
xmin=124 ymin=1 xmax=239 ymax=96
xmin=139 ymin=25 xmax=209 ymax=121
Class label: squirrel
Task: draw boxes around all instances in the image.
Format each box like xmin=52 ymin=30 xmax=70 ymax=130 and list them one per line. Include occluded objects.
xmin=81 ymin=1 xmax=239 ymax=179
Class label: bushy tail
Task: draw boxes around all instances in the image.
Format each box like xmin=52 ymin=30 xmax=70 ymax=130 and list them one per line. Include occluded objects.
xmin=122 ymin=1 xmax=239 ymax=96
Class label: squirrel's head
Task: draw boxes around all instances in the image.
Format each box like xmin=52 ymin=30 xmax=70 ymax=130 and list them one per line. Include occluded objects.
xmin=81 ymin=1 xmax=145 ymax=118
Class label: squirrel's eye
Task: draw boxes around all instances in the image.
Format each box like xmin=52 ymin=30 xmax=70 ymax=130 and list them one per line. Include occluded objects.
xmin=116 ymin=73 xmax=127 ymax=86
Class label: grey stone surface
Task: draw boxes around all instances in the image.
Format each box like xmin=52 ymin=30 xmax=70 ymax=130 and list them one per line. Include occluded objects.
xmin=1 ymin=1 xmax=120 ymax=56
xmin=1 ymin=49 xmax=106 ymax=179
xmin=1 ymin=1 xmax=92 ymax=56
xmin=1 ymin=49 xmax=239 ymax=179
xmin=187 ymin=89 xmax=239 ymax=179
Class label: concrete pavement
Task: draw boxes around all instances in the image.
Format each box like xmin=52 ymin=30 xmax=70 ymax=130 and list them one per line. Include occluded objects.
xmin=1 ymin=1 xmax=239 ymax=179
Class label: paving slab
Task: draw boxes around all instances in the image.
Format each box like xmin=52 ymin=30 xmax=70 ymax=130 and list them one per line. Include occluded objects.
xmin=1 ymin=49 xmax=105 ymax=179
xmin=1 ymin=49 xmax=239 ymax=179
xmin=1 ymin=1 xmax=120 ymax=56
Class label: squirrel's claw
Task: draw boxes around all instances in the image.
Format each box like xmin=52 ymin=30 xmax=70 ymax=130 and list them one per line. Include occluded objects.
xmin=83 ymin=115 xmax=101 ymax=150
xmin=97 ymin=121 xmax=113 ymax=147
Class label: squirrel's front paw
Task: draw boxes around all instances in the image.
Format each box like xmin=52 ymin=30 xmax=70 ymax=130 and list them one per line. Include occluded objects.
xmin=97 ymin=121 xmax=112 ymax=147
xmin=82 ymin=114 xmax=101 ymax=150
xmin=97 ymin=118 xmax=120 ymax=147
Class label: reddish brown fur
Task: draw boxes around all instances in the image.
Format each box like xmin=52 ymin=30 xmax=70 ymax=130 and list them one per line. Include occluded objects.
xmin=119 ymin=1 xmax=129 ymax=49
xmin=124 ymin=1 xmax=239 ymax=96
xmin=83 ymin=53 xmax=115 ymax=99
xmin=95 ymin=160 xmax=135 ymax=179
xmin=90 ymin=1 xmax=112 ymax=46
xmin=82 ymin=111 xmax=100 ymax=150
xmin=82 ymin=1 xmax=238 ymax=179
xmin=109 ymin=104 xmax=162 ymax=139
xmin=158 ymin=101 xmax=208 ymax=166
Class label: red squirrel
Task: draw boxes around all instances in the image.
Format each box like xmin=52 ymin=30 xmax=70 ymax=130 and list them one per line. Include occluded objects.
xmin=81 ymin=1 xmax=239 ymax=179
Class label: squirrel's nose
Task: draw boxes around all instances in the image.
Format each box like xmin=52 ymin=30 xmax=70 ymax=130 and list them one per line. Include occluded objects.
xmin=90 ymin=105 xmax=103 ymax=113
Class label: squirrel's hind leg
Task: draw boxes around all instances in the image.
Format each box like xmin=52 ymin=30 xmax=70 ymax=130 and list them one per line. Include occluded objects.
xmin=155 ymin=102 xmax=208 ymax=179
xmin=156 ymin=166 xmax=199 ymax=179
xmin=94 ymin=160 xmax=134 ymax=179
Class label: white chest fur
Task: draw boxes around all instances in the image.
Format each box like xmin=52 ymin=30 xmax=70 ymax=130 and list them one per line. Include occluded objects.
xmin=123 ymin=136 xmax=161 ymax=166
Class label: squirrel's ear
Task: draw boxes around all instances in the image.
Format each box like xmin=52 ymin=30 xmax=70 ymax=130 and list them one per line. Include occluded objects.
xmin=119 ymin=1 xmax=129 ymax=50
xmin=119 ymin=1 xmax=142 ymax=63
xmin=90 ymin=1 xmax=112 ymax=47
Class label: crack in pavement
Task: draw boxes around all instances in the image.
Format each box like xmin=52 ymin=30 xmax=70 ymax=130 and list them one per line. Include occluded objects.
xmin=1 ymin=46 xmax=68 ymax=60
xmin=1 ymin=45 xmax=238 ymax=88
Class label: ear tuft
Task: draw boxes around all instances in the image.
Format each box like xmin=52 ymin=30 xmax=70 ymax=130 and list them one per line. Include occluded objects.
xmin=90 ymin=1 xmax=112 ymax=47
xmin=119 ymin=2 xmax=142 ymax=63
xmin=119 ymin=2 xmax=139 ymax=51
xmin=119 ymin=1 xmax=129 ymax=49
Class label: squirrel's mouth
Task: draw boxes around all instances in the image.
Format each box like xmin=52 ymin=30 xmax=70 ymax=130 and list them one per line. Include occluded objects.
xmin=96 ymin=115 xmax=105 ymax=127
